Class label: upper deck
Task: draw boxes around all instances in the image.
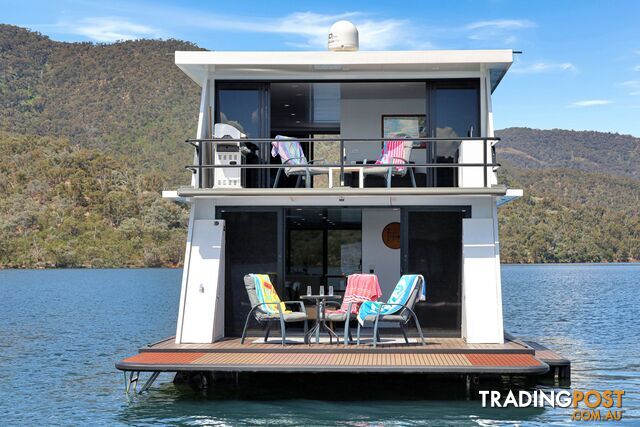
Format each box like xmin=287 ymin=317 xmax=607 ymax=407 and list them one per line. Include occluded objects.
xmin=173 ymin=48 xmax=517 ymax=198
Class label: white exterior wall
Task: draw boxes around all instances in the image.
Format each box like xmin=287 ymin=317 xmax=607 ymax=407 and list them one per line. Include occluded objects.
xmin=362 ymin=208 xmax=401 ymax=297
xmin=175 ymin=199 xmax=226 ymax=344
xmin=461 ymin=198 xmax=504 ymax=343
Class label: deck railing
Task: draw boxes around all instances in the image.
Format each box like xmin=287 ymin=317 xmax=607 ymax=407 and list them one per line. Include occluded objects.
xmin=185 ymin=137 xmax=500 ymax=189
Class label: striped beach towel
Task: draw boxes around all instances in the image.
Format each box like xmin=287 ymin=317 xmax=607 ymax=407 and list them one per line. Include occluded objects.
xmin=271 ymin=135 xmax=307 ymax=166
xmin=357 ymin=274 xmax=425 ymax=325
xmin=253 ymin=274 xmax=291 ymax=315
xmin=331 ymin=274 xmax=382 ymax=315
xmin=376 ymin=140 xmax=407 ymax=172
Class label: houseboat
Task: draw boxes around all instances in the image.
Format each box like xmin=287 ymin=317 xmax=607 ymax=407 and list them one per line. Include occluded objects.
xmin=116 ymin=21 xmax=569 ymax=394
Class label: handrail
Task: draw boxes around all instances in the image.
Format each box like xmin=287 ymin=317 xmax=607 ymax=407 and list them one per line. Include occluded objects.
xmin=185 ymin=136 xmax=500 ymax=189
xmin=186 ymin=137 xmax=500 ymax=143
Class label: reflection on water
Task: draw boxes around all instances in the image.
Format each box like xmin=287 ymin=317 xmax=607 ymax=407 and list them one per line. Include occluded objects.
xmin=0 ymin=265 xmax=638 ymax=425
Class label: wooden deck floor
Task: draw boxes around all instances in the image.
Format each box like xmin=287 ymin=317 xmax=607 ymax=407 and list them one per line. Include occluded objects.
xmin=141 ymin=336 xmax=531 ymax=353
xmin=116 ymin=335 xmax=563 ymax=375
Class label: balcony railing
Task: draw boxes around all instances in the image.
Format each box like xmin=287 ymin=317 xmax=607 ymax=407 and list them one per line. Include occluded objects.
xmin=185 ymin=137 xmax=500 ymax=189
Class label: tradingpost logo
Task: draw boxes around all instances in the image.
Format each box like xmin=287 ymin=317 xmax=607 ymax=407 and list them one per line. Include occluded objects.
xmin=479 ymin=389 xmax=625 ymax=422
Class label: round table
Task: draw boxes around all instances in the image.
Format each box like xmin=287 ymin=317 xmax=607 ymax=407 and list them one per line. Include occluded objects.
xmin=300 ymin=294 xmax=342 ymax=344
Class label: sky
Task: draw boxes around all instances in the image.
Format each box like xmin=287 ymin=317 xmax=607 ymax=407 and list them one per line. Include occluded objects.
xmin=4 ymin=0 xmax=640 ymax=136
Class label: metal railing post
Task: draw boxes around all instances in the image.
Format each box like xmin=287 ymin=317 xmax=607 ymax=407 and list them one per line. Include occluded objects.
xmin=339 ymin=138 xmax=345 ymax=187
xmin=198 ymin=141 xmax=203 ymax=189
xmin=483 ymin=138 xmax=488 ymax=188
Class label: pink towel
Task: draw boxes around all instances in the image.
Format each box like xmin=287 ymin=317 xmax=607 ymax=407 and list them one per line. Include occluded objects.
xmin=333 ymin=274 xmax=382 ymax=315
xmin=376 ymin=140 xmax=407 ymax=172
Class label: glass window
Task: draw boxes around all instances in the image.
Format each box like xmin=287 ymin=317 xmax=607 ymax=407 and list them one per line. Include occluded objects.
xmin=288 ymin=230 xmax=323 ymax=275
xmin=217 ymin=89 xmax=262 ymax=138
xmin=327 ymin=229 xmax=361 ymax=276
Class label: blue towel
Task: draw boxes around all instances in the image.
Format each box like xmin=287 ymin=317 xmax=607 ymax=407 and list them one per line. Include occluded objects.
xmin=357 ymin=274 xmax=425 ymax=326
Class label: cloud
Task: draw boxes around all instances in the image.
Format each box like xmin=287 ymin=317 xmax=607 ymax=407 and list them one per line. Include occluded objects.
xmin=569 ymin=100 xmax=613 ymax=107
xmin=58 ymin=17 xmax=163 ymax=42
xmin=465 ymin=19 xmax=535 ymax=43
xmin=181 ymin=11 xmax=409 ymax=50
xmin=511 ymin=61 xmax=577 ymax=74
xmin=634 ymin=65 xmax=640 ymax=72
xmin=622 ymin=80 xmax=640 ymax=95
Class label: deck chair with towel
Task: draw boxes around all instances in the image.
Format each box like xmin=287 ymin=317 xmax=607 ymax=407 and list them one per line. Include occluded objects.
xmin=240 ymin=273 xmax=308 ymax=346
xmin=322 ymin=274 xmax=382 ymax=346
xmin=271 ymin=135 xmax=329 ymax=188
xmin=362 ymin=138 xmax=417 ymax=188
xmin=356 ymin=274 xmax=426 ymax=348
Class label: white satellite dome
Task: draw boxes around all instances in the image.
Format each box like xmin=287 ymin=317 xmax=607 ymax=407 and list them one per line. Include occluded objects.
xmin=328 ymin=20 xmax=359 ymax=51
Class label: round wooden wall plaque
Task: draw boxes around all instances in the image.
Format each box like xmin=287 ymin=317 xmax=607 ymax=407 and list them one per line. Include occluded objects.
xmin=381 ymin=222 xmax=401 ymax=249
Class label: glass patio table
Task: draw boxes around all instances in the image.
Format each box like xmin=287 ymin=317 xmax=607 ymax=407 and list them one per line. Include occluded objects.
xmin=300 ymin=294 xmax=342 ymax=344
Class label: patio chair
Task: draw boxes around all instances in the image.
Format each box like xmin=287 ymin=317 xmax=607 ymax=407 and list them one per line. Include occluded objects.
xmin=322 ymin=273 xmax=382 ymax=346
xmin=271 ymin=135 xmax=329 ymax=188
xmin=362 ymin=139 xmax=417 ymax=188
xmin=356 ymin=274 xmax=426 ymax=348
xmin=240 ymin=274 xmax=308 ymax=346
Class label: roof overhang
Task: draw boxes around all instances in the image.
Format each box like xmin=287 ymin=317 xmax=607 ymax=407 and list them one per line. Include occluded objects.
xmin=175 ymin=49 xmax=513 ymax=91
xmin=496 ymin=189 xmax=524 ymax=207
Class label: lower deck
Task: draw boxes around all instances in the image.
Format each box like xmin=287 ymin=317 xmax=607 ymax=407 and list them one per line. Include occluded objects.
xmin=116 ymin=335 xmax=568 ymax=376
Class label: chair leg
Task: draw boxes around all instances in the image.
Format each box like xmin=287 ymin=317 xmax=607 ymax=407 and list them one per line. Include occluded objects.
xmin=295 ymin=176 xmax=302 ymax=188
xmin=303 ymin=319 xmax=308 ymax=336
xmin=409 ymin=168 xmax=416 ymax=187
xmin=264 ymin=322 xmax=271 ymax=343
xmin=343 ymin=317 xmax=350 ymax=347
xmin=240 ymin=313 xmax=253 ymax=344
xmin=373 ymin=316 xmax=381 ymax=348
xmin=356 ymin=322 xmax=361 ymax=345
xmin=273 ymin=168 xmax=282 ymax=188
xmin=409 ymin=311 xmax=427 ymax=346
xmin=305 ymin=170 xmax=311 ymax=188
xmin=279 ymin=317 xmax=287 ymax=346
xmin=386 ymin=169 xmax=392 ymax=188
xmin=399 ymin=323 xmax=409 ymax=344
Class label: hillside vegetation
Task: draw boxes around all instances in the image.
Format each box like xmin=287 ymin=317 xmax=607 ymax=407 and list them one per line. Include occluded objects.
xmin=0 ymin=132 xmax=187 ymax=267
xmin=0 ymin=25 xmax=638 ymax=266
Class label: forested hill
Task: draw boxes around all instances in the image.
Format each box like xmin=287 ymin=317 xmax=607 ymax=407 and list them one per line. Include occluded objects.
xmin=495 ymin=127 xmax=640 ymax=179
xmin=1 ymin=24 xmax=202 ymax=186
xmin=0 ymin=25 xmax=638 ymax=267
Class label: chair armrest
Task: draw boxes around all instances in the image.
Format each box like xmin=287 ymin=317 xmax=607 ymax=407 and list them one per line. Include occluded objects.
xmin=282 ymin=157 xmax=308 ymax=166
xmin=372 ymin=302 xmax=418 ymax=323
xmin=390 ymin=157 xmax=414 ymax=165
xmin=323 ymin=301 xmax=341 ymax=308
xmin=308 ymin=158 xmax=327 ymax=164
xmin=282 ymin=300 xmax=306 ymax=312
xmin=250 ymin=302 xmax=285 ymax=317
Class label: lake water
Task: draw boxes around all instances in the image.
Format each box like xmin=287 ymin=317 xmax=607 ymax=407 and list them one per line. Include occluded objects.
xmin=0 ymin=265 xmax=638 ymax=425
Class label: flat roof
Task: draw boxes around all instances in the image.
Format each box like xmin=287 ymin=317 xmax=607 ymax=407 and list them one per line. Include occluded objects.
xmin=175 ymin=49 xmax=513 ymax=90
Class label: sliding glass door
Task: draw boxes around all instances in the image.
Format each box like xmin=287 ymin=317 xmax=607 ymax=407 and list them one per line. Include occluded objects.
xmin=216 ymin=83 xmax=270 ymax=188
xmin=427 ymin=80 xmax=480 ymax=187
xmin=402 ymin=207 xmax=469 ymax=337
xmin=219 ymin=208 xmax=282 ymax=336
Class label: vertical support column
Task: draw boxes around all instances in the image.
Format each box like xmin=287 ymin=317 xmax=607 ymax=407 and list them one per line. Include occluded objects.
xmin=459 ymin=70 xmax=487 ymax=188
xmin=462 ymin=215 xmax=504 ymax=343
xmin=193 ymin=78 xmax=211 ymax=189
xmin=175 ymin=199 xmax=225 ymax=344
xmin=484 ymin=70 xmax=498 ymax=186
